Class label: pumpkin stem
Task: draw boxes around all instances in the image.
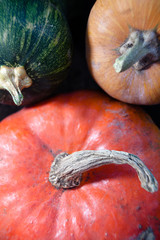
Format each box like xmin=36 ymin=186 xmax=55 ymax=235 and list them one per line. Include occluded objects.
xmin=49 ymin=150 xmax=158 ymax=192
xmin=113 ymin=28 xmax=159 ymax=72
xmin=137 ymin=227 xmax=155 ymax=240
xmin=0 ymin=66 xmax=32 ymax=105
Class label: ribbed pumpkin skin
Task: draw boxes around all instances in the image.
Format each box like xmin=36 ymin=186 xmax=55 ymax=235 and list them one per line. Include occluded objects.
xmin=0 ymin=0 xmax=72 ymax=105
xmin=86 ymin=0 xmax=160 ymax=105
xmin=0 ymin=90 xmax=160 ymax=239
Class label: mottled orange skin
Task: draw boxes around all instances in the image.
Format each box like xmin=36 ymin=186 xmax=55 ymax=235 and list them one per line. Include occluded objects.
xmin=86 ymin=0 xmax=160 ymax=105
xmin=0 ymin=90 xmax=160 ymax=240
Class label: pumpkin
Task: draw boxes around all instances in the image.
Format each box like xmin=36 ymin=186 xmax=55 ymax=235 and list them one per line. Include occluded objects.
xmin=0 ymin=90 xmax=159 ymax=239
xmin=86 ymin=0 xmax=160 ymax=105
xmin=0 ymin=0 xmax=72 ymax=106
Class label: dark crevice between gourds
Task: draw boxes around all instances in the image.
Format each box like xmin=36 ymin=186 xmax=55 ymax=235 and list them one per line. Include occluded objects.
xmin=113 ymin=26 xmax=160 ymax=73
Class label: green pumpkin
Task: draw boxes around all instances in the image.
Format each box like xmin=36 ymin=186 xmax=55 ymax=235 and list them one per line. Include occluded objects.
xmin=0 ymin=0 xmax=72 ymax=106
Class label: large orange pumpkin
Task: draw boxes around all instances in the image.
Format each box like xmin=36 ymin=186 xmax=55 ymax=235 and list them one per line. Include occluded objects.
xmin=86 ymin=0 xmax=160 ymax=105
xmin=0 ymin=90 xmax=159 ymax=239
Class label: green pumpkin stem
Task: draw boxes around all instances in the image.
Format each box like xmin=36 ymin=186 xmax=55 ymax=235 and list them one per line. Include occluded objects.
xmin=0 ymin=66 xmax=32 ymax=105
xmin=113 ymin=28 xmax=159 ymax=73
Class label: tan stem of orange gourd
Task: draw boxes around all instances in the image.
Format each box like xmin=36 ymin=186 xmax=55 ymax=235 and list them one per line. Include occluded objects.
xmin=49 ymin=150 xmax=158 ymax=192
xmin=0 ymin=66 xmax=32 ymax=105
xmin=113 ymin=28 xmax=159 ymax=73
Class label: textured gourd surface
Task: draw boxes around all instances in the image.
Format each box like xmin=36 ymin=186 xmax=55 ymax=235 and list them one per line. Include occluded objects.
xmin=0 ymin=90 xmax=159 ymax=240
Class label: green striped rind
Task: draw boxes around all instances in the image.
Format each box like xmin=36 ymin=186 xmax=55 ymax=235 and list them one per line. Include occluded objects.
xmin=0 ymin=0 xmax=72 ymax=105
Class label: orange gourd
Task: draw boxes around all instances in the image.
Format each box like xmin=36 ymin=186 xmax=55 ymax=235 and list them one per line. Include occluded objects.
xmin=86 ymin=0 xmax=160 ymax=105
xmin=0 ymin=90 xmax=159 ymax=239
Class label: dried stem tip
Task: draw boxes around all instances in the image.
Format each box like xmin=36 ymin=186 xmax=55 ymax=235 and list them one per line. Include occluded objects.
xmin=49 ymin=150 xmax=158 ymax=192
xmin=0 ymin=66 xmax=32 ymax=105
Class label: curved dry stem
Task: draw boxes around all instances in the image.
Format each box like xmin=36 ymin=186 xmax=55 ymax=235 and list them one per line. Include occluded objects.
xmin=49 ymin=150 xmax=158 ymax=192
